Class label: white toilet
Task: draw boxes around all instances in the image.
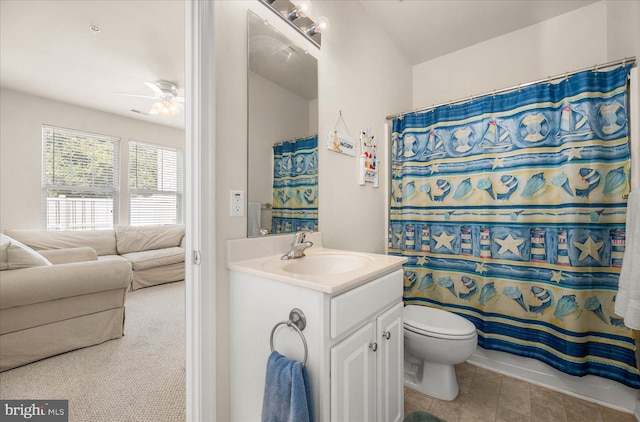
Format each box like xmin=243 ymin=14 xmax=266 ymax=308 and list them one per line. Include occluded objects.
xmin=403 ymin=305 xmax=478 ymax=401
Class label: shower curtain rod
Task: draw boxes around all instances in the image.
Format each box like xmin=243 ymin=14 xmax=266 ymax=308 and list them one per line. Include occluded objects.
xmin=273 ymin=133 xmax=318 ymax=146
xmin=385 ymin=56 xmax=636 ymax=121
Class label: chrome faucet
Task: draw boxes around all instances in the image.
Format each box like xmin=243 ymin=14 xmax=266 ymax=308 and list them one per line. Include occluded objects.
xmin=281 ymin=231 xmax=313 ymax=260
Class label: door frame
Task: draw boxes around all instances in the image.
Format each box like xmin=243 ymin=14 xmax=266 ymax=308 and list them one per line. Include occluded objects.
xmin=185 ymin=1 xmax=216 ymax=420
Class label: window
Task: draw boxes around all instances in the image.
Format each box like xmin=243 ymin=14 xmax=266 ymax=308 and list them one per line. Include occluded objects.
xmin=129 ymin=141 xmax=184 ymax=226
xmin=42 ymin=126 xmax=119 ymax=230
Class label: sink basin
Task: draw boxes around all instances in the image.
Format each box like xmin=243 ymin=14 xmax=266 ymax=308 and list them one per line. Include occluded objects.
xmin=228 ymin=237 xmax=408 ymax=293
xmin=283 ymin=253 xmax=374 ymax=275
xmin=262 ymin=251 xmax=375 ymax=275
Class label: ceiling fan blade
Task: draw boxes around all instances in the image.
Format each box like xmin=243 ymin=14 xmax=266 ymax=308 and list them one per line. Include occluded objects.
xmin=116 ymin=92 xmax=158 ymax=100
xmin=130 ymin=107 xmax=160 ymax=116
xmin=144 ymin=81 xmax=165 ymax=97
xmin=172 ymin=96 xmax=185 ymax=103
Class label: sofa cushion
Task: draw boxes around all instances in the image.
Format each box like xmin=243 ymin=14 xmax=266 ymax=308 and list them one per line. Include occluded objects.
xmin=38 ymin=247 xmax=98 ymax=265
xmin=4 ymin=229 xmax=117 ymax=256
xmin=0 ymin=234 xmax=52 ymax=271
xmin=121 ymin=247 xmax=185 ymax=271
xmin=0 ymin=258 xmax=132 ymax=309
xmin=115 ymin=224 xmax=185 ymax=254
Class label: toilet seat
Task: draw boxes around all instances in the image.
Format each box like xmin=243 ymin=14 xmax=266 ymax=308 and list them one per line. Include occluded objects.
xmin=404 ymin=305 xmax=476 ymax=340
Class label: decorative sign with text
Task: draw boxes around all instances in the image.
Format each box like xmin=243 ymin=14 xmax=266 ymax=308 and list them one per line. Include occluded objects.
xmin=327 ymin=130 xmax=356 ymax=156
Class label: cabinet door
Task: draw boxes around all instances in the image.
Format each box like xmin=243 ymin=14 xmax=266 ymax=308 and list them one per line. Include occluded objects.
xmin=331 ymin=322 xmax=376 ymax=422
xmin=376 ymin=302 xmax=404 ymax=422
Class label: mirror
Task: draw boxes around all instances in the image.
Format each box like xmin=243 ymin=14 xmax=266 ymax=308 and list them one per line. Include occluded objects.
xmin=247 ymin=11 xmax=319 ymax=237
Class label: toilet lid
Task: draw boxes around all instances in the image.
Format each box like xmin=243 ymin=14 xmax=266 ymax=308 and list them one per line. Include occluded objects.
xmin=404 ymin=305 xmax=476 ymax=337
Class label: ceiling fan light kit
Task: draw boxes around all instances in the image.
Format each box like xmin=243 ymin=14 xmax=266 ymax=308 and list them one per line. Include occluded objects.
xmin=152 ymin=100 xmax=180 ymax=116
xmin=116 ymin=80 xmax=184 ymax=117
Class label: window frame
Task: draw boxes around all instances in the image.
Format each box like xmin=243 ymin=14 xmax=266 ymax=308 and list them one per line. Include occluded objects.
xmin=128 ymin=140 xmax=185 ymax=226
xmin=41 ymin=125 xmax=120 ymax=231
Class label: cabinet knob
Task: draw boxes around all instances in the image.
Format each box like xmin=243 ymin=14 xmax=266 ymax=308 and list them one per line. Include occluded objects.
xmin=383 ymin=331 xmax=391 ymax=340
xmin=369 ymin=342 xmax=378 ymax=352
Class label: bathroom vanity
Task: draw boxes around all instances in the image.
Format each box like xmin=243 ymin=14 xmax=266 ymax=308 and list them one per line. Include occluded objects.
xmin=228 ymin=232 xmax=407 ymax=421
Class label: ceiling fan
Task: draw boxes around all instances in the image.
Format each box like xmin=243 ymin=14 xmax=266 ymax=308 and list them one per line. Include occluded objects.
xmin=116 ymin=80 xmax=184 ymax=116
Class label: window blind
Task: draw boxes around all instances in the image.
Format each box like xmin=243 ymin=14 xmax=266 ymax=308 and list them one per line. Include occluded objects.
xmin=129 ymin=141 xmax=184 ymax=226
xmin=42 ymin=125 xmax=119 ymax=230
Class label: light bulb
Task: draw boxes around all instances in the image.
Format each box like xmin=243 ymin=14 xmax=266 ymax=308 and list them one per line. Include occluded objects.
xmin=306 ymin=16 xmax=330 ymax=37
xmin=315 ymin=16 xmax=329 ymax=33
xmin=297 ymin=1 xmax=311 ymax=16
xmin=152 ymin=101 xmax=164 ymax=113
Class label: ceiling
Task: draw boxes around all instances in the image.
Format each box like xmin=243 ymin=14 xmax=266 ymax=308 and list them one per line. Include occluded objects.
xmin=1 ymin=1 xmax=599 ymax=130
xmin=0 ymin=0 xmax=185 ymax=129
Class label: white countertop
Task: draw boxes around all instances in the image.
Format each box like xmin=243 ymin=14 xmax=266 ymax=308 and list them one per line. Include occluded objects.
xmin=227 ymin=234 xmax=406 ymax=294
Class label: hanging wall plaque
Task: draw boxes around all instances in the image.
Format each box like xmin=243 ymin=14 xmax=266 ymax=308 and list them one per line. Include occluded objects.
xmin=327 ymin=111 xmax=356 ymax=156
xmin=359 ymin=126 xmax=378 ymax=187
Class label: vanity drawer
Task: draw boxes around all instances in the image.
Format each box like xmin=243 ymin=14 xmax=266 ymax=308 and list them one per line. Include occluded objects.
xmin=330 ymin=269 xmax=403 ymax=339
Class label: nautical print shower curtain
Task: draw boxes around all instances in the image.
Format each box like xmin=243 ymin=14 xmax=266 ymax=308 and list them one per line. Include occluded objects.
xmin=389 ymin=65 xmax=640 ymax=388
xmin=272 ymin=135 xmax=318 ymax=234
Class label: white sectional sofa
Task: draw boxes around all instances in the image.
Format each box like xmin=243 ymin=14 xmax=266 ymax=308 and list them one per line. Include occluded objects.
xmin=0 ymin=234 xmax=132 ymax=371
xmin=5 ymin=224 xmax=185 ymax=290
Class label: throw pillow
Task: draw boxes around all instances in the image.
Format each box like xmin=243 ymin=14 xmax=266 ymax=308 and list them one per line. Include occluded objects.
xmin=0 ymin=234 xmax=9 ymax=271
xmin=0 ymin=233 xmax=52 ymax=270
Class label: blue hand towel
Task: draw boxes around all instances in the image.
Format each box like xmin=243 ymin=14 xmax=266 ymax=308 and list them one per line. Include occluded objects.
xmin=262 ymin=351 xmax=314 ymax=422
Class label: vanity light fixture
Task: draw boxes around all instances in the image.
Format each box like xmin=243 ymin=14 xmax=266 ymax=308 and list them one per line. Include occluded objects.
xmin=260 ymin=0 xmax=327 ymax=48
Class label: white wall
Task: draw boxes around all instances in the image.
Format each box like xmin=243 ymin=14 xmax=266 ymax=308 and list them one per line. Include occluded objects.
xmin=213 ymin=3 xmax=250 ymax=420
xmin=606 ymin=0 xmax=640 ymax=63
xmin=213 ymin=1 xmax=412 ymax=419
xmin=0 ymin=88 xmax=184 ymax=232
xmin=412 ymin=2 xmax=608 ymax=108
xmin=314 ymin=0 xmax=412 ymax=253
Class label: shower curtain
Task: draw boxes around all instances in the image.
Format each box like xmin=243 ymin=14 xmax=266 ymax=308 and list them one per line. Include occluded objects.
xmin=272 ymin=135 xmax=318 ymax=234
xmin=389 ymin=65 xmax=640 ymax=388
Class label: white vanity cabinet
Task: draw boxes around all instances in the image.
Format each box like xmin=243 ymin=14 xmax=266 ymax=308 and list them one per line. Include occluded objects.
xmin=228 ymin=235 xmax=406 ymax=422
xmin=331 ymin=301 xmax=403 ymax=422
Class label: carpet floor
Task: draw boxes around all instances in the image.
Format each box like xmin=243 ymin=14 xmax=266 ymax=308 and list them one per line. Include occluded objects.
xmin=0 ymin=281 xmax=186 ymax=422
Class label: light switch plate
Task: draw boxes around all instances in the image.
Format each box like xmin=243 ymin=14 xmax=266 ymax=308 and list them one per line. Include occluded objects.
xmin=230 ymin=190 xmax=244 ymax=217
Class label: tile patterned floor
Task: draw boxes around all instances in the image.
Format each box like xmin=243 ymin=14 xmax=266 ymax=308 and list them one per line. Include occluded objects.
xmin=404 ymin=362 xmax=636 ymax=422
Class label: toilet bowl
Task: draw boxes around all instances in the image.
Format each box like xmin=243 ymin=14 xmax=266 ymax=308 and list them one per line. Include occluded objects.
xmin=403 ymin=305 xmax=477 ymax=401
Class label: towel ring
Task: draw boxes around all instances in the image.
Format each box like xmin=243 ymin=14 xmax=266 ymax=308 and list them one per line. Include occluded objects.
xmin=270 ymin=308 xmax=308 ymax=368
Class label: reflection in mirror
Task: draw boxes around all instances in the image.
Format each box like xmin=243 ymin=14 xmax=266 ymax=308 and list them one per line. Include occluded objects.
xmin=247 ymin=11 xmax=318 ymax=237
